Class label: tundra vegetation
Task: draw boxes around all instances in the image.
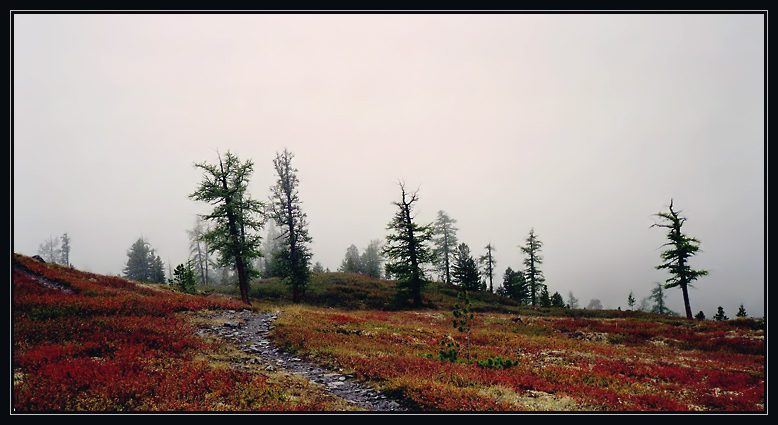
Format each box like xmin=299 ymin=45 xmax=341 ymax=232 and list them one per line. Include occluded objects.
xmin=13 ymin=253 xmax=764 ymax=412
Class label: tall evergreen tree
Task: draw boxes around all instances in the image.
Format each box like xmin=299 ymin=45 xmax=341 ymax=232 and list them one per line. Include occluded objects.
xmin=60 ymin=233 xmax=71 ymax=266
xmin=123 ymin=237 xmax=165 ymax=284
xmin=452 ymin=243 xmax=483 ymax=291
xmin=432 ymin=210 xmax=459 ymax=284
xmin=652 ymin=199 xmax=709 ymax=319
xmin=479 ymin=243 xmax=496 ymax=293
xmin=190 ymin=151 xmax=264 ymax=305
xmin=520 ymin=228 xmax=545 ymax=306
xmin=384 ymin=181 xmax=434 ymax=307
xmin=268 ymin=148 xmax=312 ymax=303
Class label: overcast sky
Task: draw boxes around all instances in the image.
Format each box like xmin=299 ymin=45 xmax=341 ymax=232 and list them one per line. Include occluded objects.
xmin=12 ymin=12 xmax=765 ymax=317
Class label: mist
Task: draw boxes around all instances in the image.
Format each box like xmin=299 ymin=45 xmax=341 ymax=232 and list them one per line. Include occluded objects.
xmin=12 ymin=12 xmax=765 ymax=318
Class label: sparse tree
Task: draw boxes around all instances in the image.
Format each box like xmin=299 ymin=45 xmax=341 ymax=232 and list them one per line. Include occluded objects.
xmin=567 ymin=291 xmax=580 ymax=309
xmin=60 ymin=233 xmax=71 ymax=266
xmin=338 ymin=244 xmax=363 ymax=274
xmin=452 ymin=243 xmax=483 ymax=291
xmin=432 ymin=210 xmax=459 ymax=284
xmin=188 ymin=216 xmax=212 ymax=286
xmin=384 ymin=181 xmax=434 ymax=307
xmin=37 ymin=235 xmax=61 ymax=264
xmin=713 ymin=306 xmax=729 ymax=321
xmin=694 ymin=310 xmax=706 ymax=320
xmin=649 ymin=282 xmax=676 ymax=315
xmin=652 ymin=199 xmax=709 ymax=319
xmin=736 ymin=304 xmax=748 ymax=318
xmin=520 ymin=228 xmax=545 ymax=306
xmin=627 ymin=291 xmax=636 ymax=311
xmin=479 ymin=243 xmax=496 ymax=293
xmin=268 ymin=148 xmax=313 ymax=303
xmin=190 ymin=150 xmax=264 ymax=305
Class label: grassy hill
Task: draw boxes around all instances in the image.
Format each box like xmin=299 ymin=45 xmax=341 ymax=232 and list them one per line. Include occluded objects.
xmin=13 ymin=254 xmax=765 ymax=412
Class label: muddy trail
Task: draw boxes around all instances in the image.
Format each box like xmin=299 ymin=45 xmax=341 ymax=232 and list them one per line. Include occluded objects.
xmin=195 ymin=309 xmax=408 ymax=412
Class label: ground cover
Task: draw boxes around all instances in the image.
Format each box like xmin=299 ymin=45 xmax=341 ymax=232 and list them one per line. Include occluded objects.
xmin=269 ymin=304 xmax=765 ymax=411
xmin=12 ymin=254 xmax=350 ymax=412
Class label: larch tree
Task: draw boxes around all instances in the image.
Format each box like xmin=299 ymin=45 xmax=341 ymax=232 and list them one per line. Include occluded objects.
xmin=651 ymin=199 xmax=709 ymax=319
xmin=190 ymin=151 xmax=264 ymax=305
xmin=520 ymin=228 xmax=545 ymax=306
xmin=268 ymin=148 xmax=312 ymax=304
xmin=432 ymin=210 xmax=459 ymax=284
xmin=384 ymin=181 xmax=434 ymax=308
xmin=479 ymin=243 xmax=496 ymax=293
xmin=60 ymin=233 xmax=71 ymax=266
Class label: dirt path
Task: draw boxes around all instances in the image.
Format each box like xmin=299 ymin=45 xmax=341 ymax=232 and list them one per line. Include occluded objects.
xmin=195 ymin=309 xmax=408 ymax=412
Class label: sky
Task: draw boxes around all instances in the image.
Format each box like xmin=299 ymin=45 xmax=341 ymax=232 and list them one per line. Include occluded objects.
xmin=12 ymin=12 xmax=765 ymax=318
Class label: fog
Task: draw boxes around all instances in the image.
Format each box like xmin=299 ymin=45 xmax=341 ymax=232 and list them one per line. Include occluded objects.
xmin=12 ymin=13 xmax=765 ymax=317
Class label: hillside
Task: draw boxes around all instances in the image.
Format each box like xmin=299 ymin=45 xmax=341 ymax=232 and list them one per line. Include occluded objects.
xmin=12 ymin=254 xmax=766 ymax=412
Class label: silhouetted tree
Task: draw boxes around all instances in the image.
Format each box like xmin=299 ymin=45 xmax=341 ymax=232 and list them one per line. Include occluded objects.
xmin=479 ymin=243 xmax=496 ymax=293
xmin=713 ymin=306 xmax=728 ymax=321
xmin=694 ymin=310 xmax=706 ymax=320
xmin=736 ymin=304 xmax=748 ymax=318
xmin=452 ymin=243 xmax=483 ymax=291
xmin=432 ymin=210 xmax=459 ymax=284
xmin=499 ymin=267 xmax=529 ymax=303
xmin=539 ymin=285 xmax=551 ymax=307
xmin=384 ymin=181 xmax=434 ymax=307
xmin=652 ymin=199 xmax=709 ymax=319
xmin=627 ymin=291 xmax=636 ymax=311
xmin=190 ymin=151 xmax=264 ymax=305
xmin=520 ymin=228 xmax=545 ymax=306
xmin=268 ymin=148 xmax=313 ymax=304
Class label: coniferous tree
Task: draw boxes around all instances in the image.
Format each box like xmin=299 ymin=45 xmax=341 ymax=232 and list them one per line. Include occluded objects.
xmin=452 ymin=243 xmax=483 ymax=291
xmin=432 ymin=211 xmax=459 ymax=284
xmin=60 ymin=233 xmax=71 ymax=266
xmin=268 ymin=148 xmax=312 ymax=303
xmin=479 ymin=243 xmax=496 ymax=293
xmin=713 ymin=306 xmax=729 ymax=321
xmin=736 ymin=304 xmax=748 ymax=318
xmin=170 ymin=261 xmax=197 ymax=294
xmin=384 ymin=181 xmax=434 ymax=307
xmin=627 ymin=291 xmax=636 ymax=311
xmin=123 ymin=237 xmax=165 ymax=283
xmin=520 ymin=228 xmax=545 ymax=306
xmin=694 ymin=310 xmax=706 ymax=320
xmin=190 ymin=150 xmax=264 ymax=305
xmin=338 ymin=244 xmax=363 ymax=274
xmin=652 ymin=199 xmax=709 ymax=319
xmin=539 ymin=286 xmax=551 ymax=307
xmin=550 ymin=291 xmax=566 ymax=308
xmin=499 ymin=267 xmax=529 ymax=303
xmin=649 ymin=282 xmax=676 ymax=315
xmin=360 ymin=239 xmax=384 ymax=278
